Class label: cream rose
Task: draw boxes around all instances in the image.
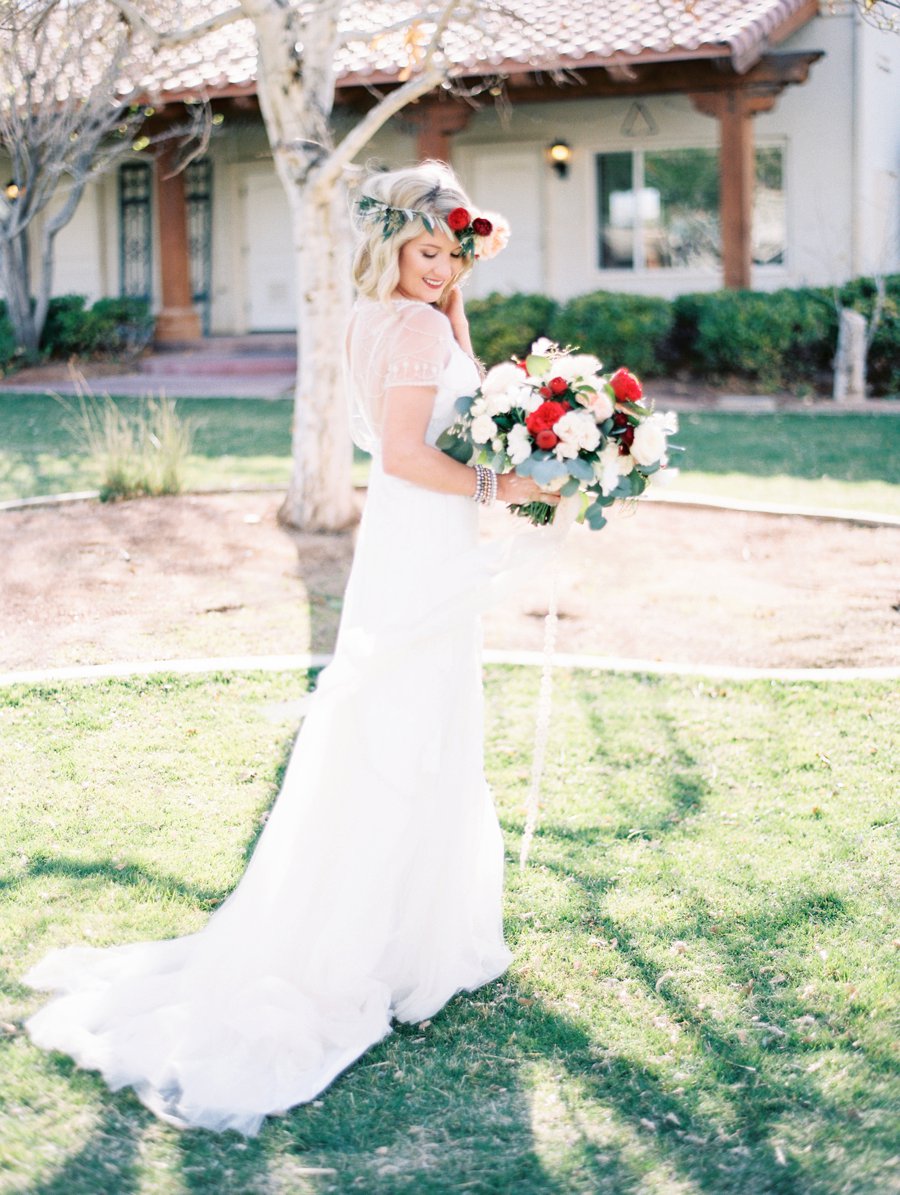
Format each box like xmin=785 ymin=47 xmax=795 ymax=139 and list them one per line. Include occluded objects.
xmin=553 ymin=409 xmax=601 ymax=459
xmin=630 ymin=414 xmax=668 ymax=467
xmin=470 ymin=413 xmax=498 ymax=445
xmin=507 ymin=422 xmax=533 ymax=466
xmin=481 ymin=361 xmax=523 ymax=397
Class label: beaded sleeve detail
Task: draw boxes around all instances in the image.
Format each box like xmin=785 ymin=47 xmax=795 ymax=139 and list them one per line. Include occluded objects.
xmin=343 ymin=299 xmax=456 ymax=452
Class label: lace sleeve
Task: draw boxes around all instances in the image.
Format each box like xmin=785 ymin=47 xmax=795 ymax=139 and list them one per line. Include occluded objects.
xmin=384 ymin=303 xmax=453 ymax=390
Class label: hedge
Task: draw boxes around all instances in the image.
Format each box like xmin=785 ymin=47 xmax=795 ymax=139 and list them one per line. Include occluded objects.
xmin=468 ymin=276 xmax=899 ymax=395
xmin=550 ymin=291 xmax=673 ymax=378
xmin=466 ymin=292 xmax=558 ymax=366
xmin=0 ymin=295 xmax=154 ymax=371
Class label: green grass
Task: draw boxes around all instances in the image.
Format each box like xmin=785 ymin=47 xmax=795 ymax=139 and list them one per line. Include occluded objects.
xmin=1 ymin=668 xmax=897 ymax=1193
xmin=667 ymin=412 xmax=900 ymax=514
xmin=1 ymin=394 xmax=898 ymax=513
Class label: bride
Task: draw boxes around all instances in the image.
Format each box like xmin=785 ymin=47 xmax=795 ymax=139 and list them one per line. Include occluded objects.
xmin=23 ymin=161 xmax=556 ymax=1136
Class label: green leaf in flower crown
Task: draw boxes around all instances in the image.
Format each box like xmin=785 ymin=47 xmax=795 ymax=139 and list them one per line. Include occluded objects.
xmin=525 ymin=353 xmax=551 ymax=377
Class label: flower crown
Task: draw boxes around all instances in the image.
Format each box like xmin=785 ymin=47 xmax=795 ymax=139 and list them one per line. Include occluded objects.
xmin=355 ymin=194 xmax=509 ymax=260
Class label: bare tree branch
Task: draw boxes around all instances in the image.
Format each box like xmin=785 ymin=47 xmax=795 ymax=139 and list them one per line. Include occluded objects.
xmin=109 ymin=0 xmax=245 ymax=51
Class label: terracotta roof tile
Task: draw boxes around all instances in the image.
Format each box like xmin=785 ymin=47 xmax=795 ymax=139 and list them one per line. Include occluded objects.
xmin=135 ymin=0 xmax=816 ymax=101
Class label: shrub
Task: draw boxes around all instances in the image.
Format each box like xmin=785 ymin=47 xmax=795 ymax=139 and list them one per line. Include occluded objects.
xmin=839 ymin=274 xmax=900 ymax=396
xmin=551 ymin=291 xmax=673 ymax=377
xmin=675 ymin=287 xmax=837 ymax=389
xmin=0 ymin=301 xmax=18 ymax=372
xmin=40 ymin=294 xmax=154 ymax=359
xmin=466 ymin=292 xmax=558 ymax=366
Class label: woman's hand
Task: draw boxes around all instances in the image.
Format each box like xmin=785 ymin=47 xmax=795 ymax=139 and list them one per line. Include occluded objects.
xmin=441 ymin=285 xmax=475 ymax=357
xmin=496 ymin=472 xmax=561 ymax=507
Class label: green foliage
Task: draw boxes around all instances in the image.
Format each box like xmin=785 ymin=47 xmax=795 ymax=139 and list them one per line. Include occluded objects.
xmin=838 ymin=273 xmax=900 ymax=396
xmin=550 ymin=291 xmax=674 ymax=377
xmin=39 ymin=293 xmax=154 ymax=359
xmin=672 ymin=287 xmax=837 ymax=388
xmin=0 ymin=300 xmax=18 ymax=371
xmin=466 ymin=292 xmax=558 ymax=366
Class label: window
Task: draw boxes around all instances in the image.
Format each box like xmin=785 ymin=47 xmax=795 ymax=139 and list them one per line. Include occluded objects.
xmin=596 ymin=146 xmax=785 ymax=271
xmin=118 ymin=162 xmax=152 ymax=301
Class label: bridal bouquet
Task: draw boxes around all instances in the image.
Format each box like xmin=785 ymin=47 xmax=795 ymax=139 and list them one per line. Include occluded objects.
xmin=437 ymin=339 xmax=679 ymax=530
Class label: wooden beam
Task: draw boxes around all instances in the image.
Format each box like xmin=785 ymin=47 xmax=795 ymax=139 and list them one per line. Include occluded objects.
xmin=154 ymin=142 xmax=201 ymax=342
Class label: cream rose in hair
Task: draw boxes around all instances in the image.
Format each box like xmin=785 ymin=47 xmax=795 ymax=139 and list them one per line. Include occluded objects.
xmin=477 ymin=212 xmax=510 ymax=260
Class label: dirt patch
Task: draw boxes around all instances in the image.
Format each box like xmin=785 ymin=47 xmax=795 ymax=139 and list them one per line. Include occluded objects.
xmin=1 ymin=492 xmax=897 ymax=673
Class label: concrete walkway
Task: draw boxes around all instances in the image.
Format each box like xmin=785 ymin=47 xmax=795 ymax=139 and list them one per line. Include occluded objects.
xmin=1 ymin=650 xmax=897 ymax=688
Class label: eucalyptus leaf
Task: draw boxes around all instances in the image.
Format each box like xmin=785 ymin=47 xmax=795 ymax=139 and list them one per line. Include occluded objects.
xmin=531 ymin=457 xmax=569 ymax=485
xmin=567 ymin=458 xmax=594 ymax=482
xmin=525 ymin=353 xmax=551 ymax=377
xmin=560 ymin=477 xmax=581 ymax=498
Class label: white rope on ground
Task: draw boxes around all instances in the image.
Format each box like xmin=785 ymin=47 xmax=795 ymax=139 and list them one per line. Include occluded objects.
xmin=518 ymin=566 xmax=560 ymax=872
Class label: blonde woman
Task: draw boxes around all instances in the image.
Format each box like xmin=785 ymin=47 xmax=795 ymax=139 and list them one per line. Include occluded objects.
xmin=24 ymin=161 xmax=554 ymax=1136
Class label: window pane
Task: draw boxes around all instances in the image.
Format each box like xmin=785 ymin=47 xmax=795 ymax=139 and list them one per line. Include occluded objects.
xmin=753 ymin=147 xmax=785 ymax=266
xmin=643 ymin=149 xmax=720 ymax=270
xmin=596 ymin=152 xmax=634 ymax=268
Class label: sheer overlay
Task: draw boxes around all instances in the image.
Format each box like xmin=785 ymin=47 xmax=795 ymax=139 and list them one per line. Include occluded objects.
xmin=24 ymin=298 xmax=565 ymax=1136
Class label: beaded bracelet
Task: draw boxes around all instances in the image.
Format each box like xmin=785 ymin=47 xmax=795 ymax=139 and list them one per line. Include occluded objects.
xmin=472 ymin=463 xmax=497 ymax=506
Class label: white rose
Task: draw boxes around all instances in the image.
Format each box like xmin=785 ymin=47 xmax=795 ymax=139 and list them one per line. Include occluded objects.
xmin=554 ymin=409 xmax=601 ymax=455
xmin=519 ymin=384 xmax=544 ymax=414
xmin=585 ymin=388 xmax=614 ymax=423
xmin=471 ymin=413 xmax=498 ymax=445
xmin=470 ymin=397 xmax=488 ymax=417
xmin=507 ymin=422 xmax=533 ymax=465
xmin=481 ymin=361 xmax=523 ymax=397
xmin=630 ymin=414 xmax=668 ymax=466
xmin=485 ymin=388 xmax=515 ymax=416
xmin=595 ymin=440 xmax=635 ymax=496
xmin=531 ymin=337 xmax=554 ymax=356
xmin=552 ymin=353 xmax=603 ymax=383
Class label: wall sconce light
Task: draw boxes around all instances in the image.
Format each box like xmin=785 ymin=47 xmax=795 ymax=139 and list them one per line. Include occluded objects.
xmin=4 ymin=181 xmax=20 ymax=201
xmin=547 ymin=140 xmax=572 ymax=179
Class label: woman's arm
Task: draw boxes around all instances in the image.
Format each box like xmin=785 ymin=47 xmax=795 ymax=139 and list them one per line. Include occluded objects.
xmin=381 ymin=383 xmax=557 ymax=506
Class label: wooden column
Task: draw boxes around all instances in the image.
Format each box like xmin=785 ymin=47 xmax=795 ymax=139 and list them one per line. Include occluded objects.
xmin=409 ymin=100 xmax=472 ymax=164
xmin=154 ymin=142 xmax=201 ymax=342
xmin=691 ymin=87 xmax=781 ymax=291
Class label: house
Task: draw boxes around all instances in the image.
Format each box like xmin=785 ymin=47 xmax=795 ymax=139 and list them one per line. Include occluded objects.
xmin=17 ymin=0 xmax=900 ymax=339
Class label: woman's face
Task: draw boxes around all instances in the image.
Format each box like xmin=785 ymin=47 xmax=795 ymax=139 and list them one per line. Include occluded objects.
xmin=394 ymin=227 xmax=464 ymax=305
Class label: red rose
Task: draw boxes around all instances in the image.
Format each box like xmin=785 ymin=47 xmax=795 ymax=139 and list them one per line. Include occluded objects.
xmin=617 ymin=426 xmax=635 ymax=454
xmin=539 ymin=385 xmax=552 ymax=398
xmin=536 ymin=429 xmax=559 ymax=450
xmin=526 ymin=399 xmax=569 ymax=436
xmin=447 ymin=207 xmax=471 ymax=232
xmin=609 ymin=367 xmax=643 ymax=403
xmin=613 ymin=411 xmax=630 ymax=427
xmin=471 ymin=216 xmax=493 ymax=236
xmin=548 ymin=376 xmax=568 ymax=396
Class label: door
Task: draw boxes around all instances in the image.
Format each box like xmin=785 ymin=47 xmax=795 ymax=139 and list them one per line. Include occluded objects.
xmin=241 ymin=167 xmax=297 ymax=331
xmin=460 ymin=147 xmax=544 ymax=297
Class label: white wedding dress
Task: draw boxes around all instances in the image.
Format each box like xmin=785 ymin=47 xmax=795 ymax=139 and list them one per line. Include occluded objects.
xmin=24 ymin=298 xmax=534 ymax=1136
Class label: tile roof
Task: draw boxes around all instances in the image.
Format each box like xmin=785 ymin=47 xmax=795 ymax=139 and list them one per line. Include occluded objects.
xmin=135 ymin=0 xmax=817 ymax=101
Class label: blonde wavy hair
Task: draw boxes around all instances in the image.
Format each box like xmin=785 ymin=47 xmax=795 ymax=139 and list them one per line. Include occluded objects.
xmin=351 ymin=160 xmax=477 ymax=306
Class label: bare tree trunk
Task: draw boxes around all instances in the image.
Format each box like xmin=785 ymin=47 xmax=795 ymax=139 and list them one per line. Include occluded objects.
xmin=833 ymin=308 xmax=868 ymax=402
xmin=278 ymin=182 xmax=356 ymax=531
xmin=0 ymin=233 xmax=38 ymax=353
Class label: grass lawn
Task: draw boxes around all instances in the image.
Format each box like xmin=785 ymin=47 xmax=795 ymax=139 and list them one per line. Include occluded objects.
xmin=1 ymin=668 xmax=897 ymax=1193
xmin=1 ymin=394 xmax=898 ymax=514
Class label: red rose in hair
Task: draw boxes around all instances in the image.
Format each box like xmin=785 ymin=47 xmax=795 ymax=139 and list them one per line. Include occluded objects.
xmin=536 ymin=429 xmax=559 ymax=450
xmin=471 ymin=216 xmax=493 ymax=236
xmin=548 ymin=376 xmax=568 ymax=396
xmin=526 ymin=400 xmax=569 ymax=436
xmin=609 ymin=367 xmax=643 ymax=403
xmin=447 ymin=207 xmax=471 ymax=232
